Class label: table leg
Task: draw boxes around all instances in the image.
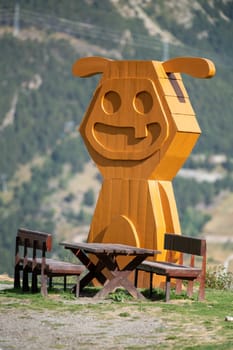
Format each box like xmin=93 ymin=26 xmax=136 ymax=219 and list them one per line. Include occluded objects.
xmin=93 ymin=254 xmax=148 ymax=299
xmin=94 ymin=269 xmax=145 ymax=299
xmin=70 ymin=248 xmax=107 ymax=290
xmin=80 ymin=259 xmax=106 ymax=290
xmin=123 ymin=254 xmax=148 ymax=271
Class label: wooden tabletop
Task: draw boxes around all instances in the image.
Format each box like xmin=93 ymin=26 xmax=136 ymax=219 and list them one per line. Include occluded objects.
xmin=61 ymin=241 xmax=160 ymax=256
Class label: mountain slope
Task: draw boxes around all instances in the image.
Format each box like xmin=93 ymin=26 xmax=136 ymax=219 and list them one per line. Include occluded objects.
xmin=0 ymin=0 xmax=233 ymax=275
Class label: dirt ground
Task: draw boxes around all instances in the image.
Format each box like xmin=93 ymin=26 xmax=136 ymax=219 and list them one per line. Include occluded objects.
xmin=0 ymin=283 xmax=223 ymax=350
xmin=0 ymin=306 xmax=166 ymax=350
xmin=0 ymin=290 xmax=167 ymax=350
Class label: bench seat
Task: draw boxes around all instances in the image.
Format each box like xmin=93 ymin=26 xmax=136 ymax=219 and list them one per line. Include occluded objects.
xmin=135 ymin=233 xmax=206 ymax=302
xmin=14 ymin=228 xmax=86 ymax=297
xmin=21 ymin=258 xmax=85 ymax=274
xmin=138 ymin=260 xmax=202 ymax=278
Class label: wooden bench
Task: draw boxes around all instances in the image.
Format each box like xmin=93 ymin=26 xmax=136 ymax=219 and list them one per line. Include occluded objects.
xmin=14 ymin=228 xmax=86 ymax=297
xmin=135 ymin=233 xmax=206 ymax=302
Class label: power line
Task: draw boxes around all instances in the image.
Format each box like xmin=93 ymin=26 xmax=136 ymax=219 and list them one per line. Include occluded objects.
xmin=0 ymin=7 xmax=232 ymax=68
xmin=13 ymin=1 xmax=20 ymax=36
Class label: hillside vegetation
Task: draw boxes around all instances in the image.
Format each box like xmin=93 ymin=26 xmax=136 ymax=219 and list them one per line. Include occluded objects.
xmin=0 ymin=0 xmax=233 ymax=275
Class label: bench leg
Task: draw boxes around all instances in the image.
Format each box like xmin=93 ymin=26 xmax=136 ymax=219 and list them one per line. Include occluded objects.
xmin=134 ymin=270 xmax=153 ymax=298
xmin=14 ymin=265 xmax=21 ymax=289
xmin=198 ymin=275 xmax=205 ymax=301
xmin=187 ymin=280 xmax=194 ymax=297
xmin=149 ymin=272 xmax=153 ymax=297
xmin=134 ymin=269 xmax=138 ymax=288
xmin=31 ymin=271 xmax=38 ymax=293
xmin=175 ymin=279 xmax=182 ymax=295
xmin=64 ymin=276 xmax=67 ymax=291
xmin=165 ymin=276 xmax=171 ymax=302
xmin=75 ymin=275 xmax=80 ymax=298
xmin=41 ymin=273 xmax=48 ymax=297
xmin=22 ymin=266 xmax=30 ymax=292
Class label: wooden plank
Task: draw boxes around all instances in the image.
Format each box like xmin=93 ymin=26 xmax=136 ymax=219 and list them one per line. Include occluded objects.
xmin=135 ymin=233 xmax=206 ymax=301
xmin=61 ymin=242 xmax=157 ymax=255
xmin=165 ymin=234 xmax=204 ymax=255
xmin=14 ymin=228 xmax=86 ymax=297
xmin=138 ymin=261 xmax=201 ymax=277
xmin=17 ymin=228 xmax=52 ymax=251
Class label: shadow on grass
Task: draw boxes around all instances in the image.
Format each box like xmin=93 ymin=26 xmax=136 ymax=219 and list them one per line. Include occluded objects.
xmin=1 ymin=283 xmax=189 ymax=303
xmin=141 ymin=288 xmax=166 ymax=301
xmin=79 ymin=286 xmax=166 ymax=301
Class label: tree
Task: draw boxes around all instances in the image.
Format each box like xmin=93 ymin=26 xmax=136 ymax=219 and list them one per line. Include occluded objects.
xmin=83 ymin=188 xmax=95 ymax=207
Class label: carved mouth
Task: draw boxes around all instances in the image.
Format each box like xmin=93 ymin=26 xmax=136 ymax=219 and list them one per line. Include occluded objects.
xmin=90 ymin=122 xmax=162 ymax=160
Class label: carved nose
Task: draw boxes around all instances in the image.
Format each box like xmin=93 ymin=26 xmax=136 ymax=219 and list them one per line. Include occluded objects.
xmin=134 ymin=123 xmax=148 ymax=139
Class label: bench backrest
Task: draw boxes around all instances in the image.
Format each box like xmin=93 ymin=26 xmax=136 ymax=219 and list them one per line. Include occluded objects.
xmin=17 ymin=228 xmax=52 ymax=252
xmin=164 ymin=233 xmax=206 ymax=256
xmin=15 ymin=228 xmax=53 ymax=295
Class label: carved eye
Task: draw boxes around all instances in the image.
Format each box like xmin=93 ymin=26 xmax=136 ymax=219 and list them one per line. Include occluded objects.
xmin=134 ymin=91 xmax=153 ymax=114
xmin=102 ymin=91 xmax=121 ymax=114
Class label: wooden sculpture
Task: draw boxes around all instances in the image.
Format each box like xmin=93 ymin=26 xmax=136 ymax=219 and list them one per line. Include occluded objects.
xmin=73 ymin=56 xmax=215 ymax=287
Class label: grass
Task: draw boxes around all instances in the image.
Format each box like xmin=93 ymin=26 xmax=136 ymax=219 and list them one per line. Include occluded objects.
xmin=0 ymin=284 xmax=233 ymax=349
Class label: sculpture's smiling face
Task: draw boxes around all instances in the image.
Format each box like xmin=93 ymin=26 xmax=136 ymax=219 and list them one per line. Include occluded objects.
xmin=80 ymin=77 xmax=168 ymax=161
xmin=75 ymin=56 xmax=215 ymax=177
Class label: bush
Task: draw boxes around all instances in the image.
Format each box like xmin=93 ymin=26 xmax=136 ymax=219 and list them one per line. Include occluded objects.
xmin=205 ymin=265 xmax=233 ymax=290
xmin=77 ymin=208 xmax=92 ymax=224
xmin=83 ymin=188 xmax=95 ymax=207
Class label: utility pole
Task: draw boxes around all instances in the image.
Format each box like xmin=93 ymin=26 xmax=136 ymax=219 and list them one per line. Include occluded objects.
xmin=13 ymin=0 xmax=20 ymax=37
xmin=0 ymin=174 xmax=7 ymax=192
xmin=162 ymin=37 xmax=169 ymax=61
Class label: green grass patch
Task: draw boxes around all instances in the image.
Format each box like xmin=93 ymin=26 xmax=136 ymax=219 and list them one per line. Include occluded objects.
xmin=0 ymin=285 xmax=233 ymax=349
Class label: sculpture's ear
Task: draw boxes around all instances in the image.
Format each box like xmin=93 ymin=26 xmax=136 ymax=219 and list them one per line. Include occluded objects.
xmin=72 ymin=56 xmax=112 ymax=77
xmin=162 ymin=57 xmax=216 ymax=78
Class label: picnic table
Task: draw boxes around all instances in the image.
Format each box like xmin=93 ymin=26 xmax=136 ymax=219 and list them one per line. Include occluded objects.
xmin=60 ymin=242 xmax=160 ymax=299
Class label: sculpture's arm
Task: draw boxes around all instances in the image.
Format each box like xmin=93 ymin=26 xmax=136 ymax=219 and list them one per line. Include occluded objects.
xmin=163 ymin=57 xmax=216 ymax=79
xmin=72 ymin=56 xmax=112 ymax=77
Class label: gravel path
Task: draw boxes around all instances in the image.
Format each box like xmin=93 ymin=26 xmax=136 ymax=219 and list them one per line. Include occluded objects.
xmin=0 ymin=294 xmax=166 ymax=350
xmin=0 ymin=283 xmax=222 ymax=350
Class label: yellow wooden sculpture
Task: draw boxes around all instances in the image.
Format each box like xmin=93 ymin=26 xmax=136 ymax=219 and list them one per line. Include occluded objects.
xmin=73 ymin=56 xmax=215 ymax=287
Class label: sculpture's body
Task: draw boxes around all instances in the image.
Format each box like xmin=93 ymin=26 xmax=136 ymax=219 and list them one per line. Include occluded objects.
xmin=73 ymin=57 xmax=215 ymax=287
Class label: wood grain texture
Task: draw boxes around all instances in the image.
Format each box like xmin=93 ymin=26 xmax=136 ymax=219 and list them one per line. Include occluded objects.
xmin=74 ymin=56 xmax=215 ymax=288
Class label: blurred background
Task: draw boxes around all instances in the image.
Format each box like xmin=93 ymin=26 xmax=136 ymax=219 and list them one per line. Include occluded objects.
xmin=0 ymin=0 xmax=233 ymax=276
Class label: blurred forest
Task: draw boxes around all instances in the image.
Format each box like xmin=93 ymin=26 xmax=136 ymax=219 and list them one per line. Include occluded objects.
xmin=0 ymin=0 xmax=233 ymax=275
